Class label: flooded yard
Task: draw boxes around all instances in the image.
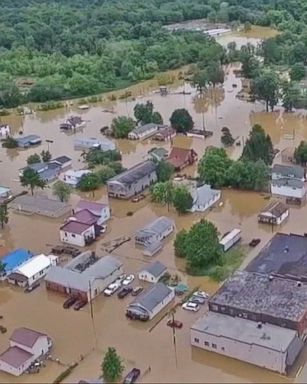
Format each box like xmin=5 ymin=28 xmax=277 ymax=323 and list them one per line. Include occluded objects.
xmin=1 ymin=26 xmax=307 ymax=383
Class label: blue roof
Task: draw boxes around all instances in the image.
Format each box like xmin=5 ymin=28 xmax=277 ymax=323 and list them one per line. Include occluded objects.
xmin=1 ymin=249 xmax=33 ymax=272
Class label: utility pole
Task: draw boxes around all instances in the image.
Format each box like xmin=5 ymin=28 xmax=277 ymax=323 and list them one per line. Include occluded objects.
xmin=88 ymin=280 xmax=98 ymax=349
xmin=169 ymin=309 xmax=178 ymax=367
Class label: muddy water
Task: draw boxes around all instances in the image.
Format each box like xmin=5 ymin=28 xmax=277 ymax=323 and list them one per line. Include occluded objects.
xmin=1 ymin=26 xmax=307 ymax=383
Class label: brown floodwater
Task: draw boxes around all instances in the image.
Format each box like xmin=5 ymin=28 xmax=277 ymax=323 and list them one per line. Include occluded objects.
xmin=1 ymin=26 xmax=307 ymax=383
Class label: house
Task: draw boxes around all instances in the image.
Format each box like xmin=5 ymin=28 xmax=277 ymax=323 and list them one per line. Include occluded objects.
xmin=191 ymin=312 xmax=303 ymax=374
xmin=135 ymin=216 xmax=174 ymax=246
xmin=60 ymin=116 xmax=86 ymax=131
xmin=271 ymin=178 xmax=306 ymax=202
xmin=272 ymin=164 xmax=305 ymax=181
xmin=107 ymin=160 xmax=157 ymax=199
xmin=62 ymin=169 xmax=92 ymax=188
xmin=19 ymin=162 xmax=61 ymax=183
xmin=152 ymin=126 xmax=176 ymax=142
xmin=60 ymin=221 xmax=97 ymax=247
xmin=45 ymin=252 xmax=123 ymax=302
xmin=167 ymin=147 xmax=198 ymax=171
xmin=147 ymin=147 xmax=169 ymax=162
xmin=74 ymin=137 xmax=115 ymax=151
xmin=187 ymin=129 xmax=213 ymax=139
xmin=126 ymin=282 xmax=175 ymax=320
xmin=143 ymin=241 xmax=162 ymax=257
xmin=0 ymin=328 xmax=52 ymax=376
xmin=0 ymin=249 xmax=33 ymax=280
xmin=10 ymin=195 xmax=71 ymax=218
xmin=208 ymin=270 xmax=307 ymax=335
xmin=49 ymin=156 xmax=72 ymax=170
xmin=128 ymin=123 xmax=159 ymax=140
xmin=190 ymin=184 xmax=221 ymax=212
xmin=138 ymin=261 xmax=167 ymax=283
xmin=0 ymin=186 xmax=12 ymax=202
xmin=15 ymin=135 xmax=42 ymax=148
xmin=281 ymin=147 xmax=295 ymax=164
xmin=0 ymin=124 xmax=10 ymax=136
xmin=75 ymin=200 xmax=110 ymax=224
xmin=258 ymin=201 xmax=289 ymax=225
xmin=7 ymin=254 xmax=58 ymax=288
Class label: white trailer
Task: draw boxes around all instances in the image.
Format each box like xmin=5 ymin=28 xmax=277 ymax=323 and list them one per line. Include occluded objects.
xmin=219 ymin=228 xmax=241 ymax=252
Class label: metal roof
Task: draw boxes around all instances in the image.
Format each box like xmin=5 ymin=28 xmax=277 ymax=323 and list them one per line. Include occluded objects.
xmin=108 ymin=160 xmax=156 ymax=186
xmin=11 ymin=195 xmax=71 ymax=216
xmin=0 ymin=346 xmax=33 ymax=368
xmin=192 ymin=312 xmax=299 ymax=352
xmin=51 ymin=156 xmax=72 ymax=164
xmin=259 ymin=201 xmax=288 ymax=218
xmin=60 ymin=220 xmax=93 ymax=234
xmin=129 ymin=282 xmax=173 ymax=312
xmin=10 ymin=327 xmax=47 ymax=348
xmin=271 ymin=178 xmax=304 ymax=189
xmin=272 ymin=164 xmax=304 ymax=179
xmin=1 ymin=249 xmax=33 ymax=273
xmin=193 ymin=184 xmax=220 ymax=206
xmin=140 ymin=260 xmax=166 ymax=277
xmin=76 ymin=200 xmax=108 ymax=213
xmin=16 ymin=135 xmax=41 ymax=145
xmin=11 ymin=254 xmax=57 ymax=279
xmin=136 ymin=216 xmax=174 ymax=239
xmin=131 ymin=123 xmax=157 ymax=135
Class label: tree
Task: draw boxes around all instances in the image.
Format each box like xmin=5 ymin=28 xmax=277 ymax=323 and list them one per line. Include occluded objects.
xmin=290 ymin=63 xmax=306 ymax=82
xmin=282 ymin=83 xmax=300 ymax=112
xmin=101 ymin=347 xmax=124 ymax=383
xmin=241 ymin=55 xmax=260 ymax=79
xmin=241 ymin=124 xmax=274 ymax=165
xmin=96 ymin=166 xmax=116 ymax=184
xmin=244 ymin=21 xmax=252 ymax=32
xmin=152 ymin=111 xmax=163 ymax=125
xmin=0 ymin=261 xmax=6 ymax=272
xmin=170 ymin=109 xmax=194 ymax=133
xmin=111 ymin=116 xmax=135 ymax=138
xmin=294 ymin=141 xmax=307 ymax=165
xmin=151 ymin=181 xmax=174 ymax=209
xmin=156 ymin=161 xmax=174 ymax=182
xmin=84 ymin=149 xmax=122 ymax=167
xmin=172 ymin=185 xmax=193 ymax=214
xmin=20 ymin=168 xmax=46 ymax=195
xmin=192 ymin=70 xmax=208 ymax=93
xmin=52 ymin=181 xmax=71 ymax=202
xmin=226 ymin=160 xmax=269 ymax=191
xmin=174 ymin=220 xmax=222 ymax=271
xmin=251 ymin=70 xmax=280 ymax=111
xmin=41 ymin=150 xmax=52 ymax=162
xmin=221 ymin=127 xmax=234 ymax=147
xmin=134 ymin=101 xmax=154 ymax=124
xmin=78 ymin=173 xmax=100 ymax=193
xmin=0 ymin=204 xmax=8 ymax=229
xmin=198 ymin=147 xmax=232 ymax=188
xmin=2 ymin=136 xmax=18 ymax=148
xmin=27 ymin=153 xmax=41 ymax=165
xmin=206 ymin=62 xmax=225 ymax=87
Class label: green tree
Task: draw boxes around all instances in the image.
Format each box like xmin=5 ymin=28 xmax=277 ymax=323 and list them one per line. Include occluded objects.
xmin=84 ymin=149 xmax=122 ymax=167
xmin=0 ymin=204 xmax=8 ymax=229
xmin=41 ymin=150 xmax=52 ymax=162
xmin=151 ymin=181 xmax=174 ymax=209
xmin=78 ymin=173 xmax=100 ymax=193
xmin=221 ymin=127 xmax=234 ymax=147
xmin=294 ymin=141 xmax=307 ymax=166
xmin=244 ymin=21 xmax=252 ymax=32
xmin=156 ymin=161 xmax=174 ymax=182
xmin=101 ymin=347 xmax=124 ymax=383
xmin=170 ymin=108 xmax=194 ymax=133
xmin=172 ymin=185 xmax=193 ymax=214
xmin=241 ymin=124 xmax=274 ymax=165
xmin=192 ymin=70 xmax=208 ymax=93
xmin=52 ymin=181 xmax=71 ymax=202
xmin=20 ymin=168 xmax=46 ymax=195
xmin=2 ymin=136 xmax=18 ymax=148
xmin=206 ymin=62 xmax=225 ymax=87
xmin=152 ymin=111 xmax=163 ymax=125
xmin=111 ymin=116 xmax=135 ymax=139
xmin=174 ymin=229 xmax=189 ymax=258
xmin=134 ymin=101 xmax=154 ymax=124
xmin=96 ymin=166 xmax=116 ymax=184
xmin=198 ymin=147 xmax=232 ymax=188
xmin=290 ymin=63 xmax=306 ymax=82
xmin=27 ymin=153 xmax=41 ymax=165
xmin=226 ymin=160 xmax=269 ymax=191
xmin=282 ymin=83 xmax=300 ymax=112
xmin=251 ymin=70 xmax=280 ymax=112
xmin=0 ymin=261 xmax=6 ymax=272
xmin=241 ymin=55 xmax=260 ymax=79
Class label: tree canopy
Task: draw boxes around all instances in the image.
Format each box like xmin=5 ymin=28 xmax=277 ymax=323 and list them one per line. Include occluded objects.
xmin=111 ymin=116 xmax=135 ymax=139
xmin=251 ymin=70 xmax=280 ymax=112
xmin=172 ymin=185 xmax=193 ymax=214
xmin=170 ymin=108 xmax=194 ymax=133
xmin=101 ymin=347 xmax=124 ymax=383
xmin=294 ymin=141 xmax=307 ymax=166
xmin=241 ymin=124 xmax=274 ymax=165
xmin=20 ymin=168 xmax=46 ymax=195
xmin=52 ymin=181 xmax=71 ymax=202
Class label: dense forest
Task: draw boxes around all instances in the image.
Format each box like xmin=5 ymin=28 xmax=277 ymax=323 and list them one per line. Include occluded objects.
xmin=1 ymin=0 xmax=307 ymax=106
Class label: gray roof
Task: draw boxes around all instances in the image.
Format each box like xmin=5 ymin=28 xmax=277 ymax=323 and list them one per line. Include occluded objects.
xmin=130 ymin=283 xmax=172 ymax=312
xmin=192 ymin=312 xmax=299 ymax=352
xmin=45 ymin=254 xmax=122 ymax=292
xmin=16 ymin=135 xmax=41 ymax=146
xmin=136 ymin=216 xmax=174 ymax=239
xmin=259 ymin=201 xmax=288 ymax=218
xmin=209 ymin=270 xmax=307 ymax=322
xmin=10 ymin=195 xmax=71 ymax=217
xmin=246 ymin=233 xmax=307 ymax=280
xmin=193 ymin=184 xmax=220 ymax=205
xmin=272 ymin=164 xmax=304 ymax=179
xmin=131 ymin=123 xmax=157 ymax=135
xmin=21 ymin=163 xmax=47 ymax=173
xmin=108 ymin=160 xmax=156 ymax=186
xmin=51 ymin=156 xmax=72 ymax=165
xmin=140 ymin=260 xmax=166 ymax=277
xmin=271 ymin=178 xmax=304 ymax=189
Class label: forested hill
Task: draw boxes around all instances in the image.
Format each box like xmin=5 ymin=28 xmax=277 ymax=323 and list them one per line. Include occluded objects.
xmin=1 ymin=0 xmax=307 ymax=106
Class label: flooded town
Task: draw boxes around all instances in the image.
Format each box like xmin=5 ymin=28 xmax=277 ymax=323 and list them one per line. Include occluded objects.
xmin=2 ymin=23 xmax=307 ymax=384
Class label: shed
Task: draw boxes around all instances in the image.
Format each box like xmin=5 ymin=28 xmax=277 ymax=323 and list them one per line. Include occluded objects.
xmin=135 ymin=216 xmax=174 ymax=246
xmin=258 ymin=201 xmax=289 ymax=225
xmin=191 ymin=184 xmax=221 ymax=212
xmin=138 ymin=260 xmax=167 ymax=283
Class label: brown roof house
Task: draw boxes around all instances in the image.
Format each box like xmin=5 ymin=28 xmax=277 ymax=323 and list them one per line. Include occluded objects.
xmin=258 ymin=201 xmax=289 ymax=225
xmin=0 ymin=328 xmax=52 ymax=376
xmin=167 ymin=147 xmax=198 ymax=171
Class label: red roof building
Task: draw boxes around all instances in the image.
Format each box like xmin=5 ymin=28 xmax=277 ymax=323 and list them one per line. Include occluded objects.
xmin=166 ymin=147 xmax=198 ymax=171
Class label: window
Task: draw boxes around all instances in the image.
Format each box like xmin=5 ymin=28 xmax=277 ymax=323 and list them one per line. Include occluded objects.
xmin=242 ymin=313 xmax=248 ymax=319
xmin=212 ymin=343 xmax=217 ymax=349
xmin=194 ymin=338 xmax=199 ymax=343
xmin=221 ymin=347 xmax=225 ymax=351
xmin=204 ymin=341 xmax=209 ymax=346
xmin=72 ymin=234 xmax=76 ymax=238
xmin=211 ymin=304 xmax=218 ymax=311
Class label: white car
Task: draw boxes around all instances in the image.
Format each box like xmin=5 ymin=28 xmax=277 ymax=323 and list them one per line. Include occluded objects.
xmin=115 ymin=274 xmax=127 ymax=285
xmin=104 ymin=282 xmax=120 ymax=296
xmin=182 ymin=301 xmax=200 ymax=312
xmin=100 ymin=225 xmax=107 ymax=234
xmin=193 ymin=290 xmax=209 ymax=299
xmin=122 ymin=274 xmax=135 ymax=286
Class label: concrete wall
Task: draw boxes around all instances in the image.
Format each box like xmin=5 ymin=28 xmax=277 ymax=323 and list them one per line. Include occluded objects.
xmin=60 ymin=226 xmax=95 ymax=247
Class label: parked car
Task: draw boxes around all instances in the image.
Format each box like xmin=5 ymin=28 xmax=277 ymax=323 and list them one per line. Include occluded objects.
xmin=24 ymin=282 xmax=40 ymax=293
xmin=182 ymin=301 xmax=200 ymax=312
xmin=131 ymin=194 xmax=145 ymax=203
xmin=73 ymin=299 xmax=87 ymax=311
xmin=63 ymin=296 xmax=78 ymax=309
xmin=167 ymin=319 xmax=183 ymax=329
xmin=115 ymin=273 xmax=127 ymax=285
xmin=122 ymin=274 xmax=135 ymax=286
xmin=190 ymin=295 xmax=206 ymax=305
xmin=118 ymin=286 xmax=133 ymax=299
xmin=104 ymin=282 xmax=121 ymax=296
xmin=193 ymin=290 xmax=209 ymax=299
xmin=131 ymin=286 xmax=143 ymax=296
xmin=249 ymin=238 xmax=261 ymax=247
xmin=123 ymin=368 xmax=141 ymax=384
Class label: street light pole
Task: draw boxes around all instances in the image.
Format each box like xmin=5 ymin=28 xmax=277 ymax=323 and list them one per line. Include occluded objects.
xmin=46 ymin=139 xmax=53 ymax=152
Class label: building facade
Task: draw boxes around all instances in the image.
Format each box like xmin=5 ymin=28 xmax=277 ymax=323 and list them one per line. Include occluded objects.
xmin=135 ymin=216 xmax=174 ymax=246
xmin=60 ymin=221 xmax=96 ymax=247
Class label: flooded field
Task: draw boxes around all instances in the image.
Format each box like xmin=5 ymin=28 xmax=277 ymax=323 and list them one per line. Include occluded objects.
xmin=1 ymin=26 xmax=307 ymax=383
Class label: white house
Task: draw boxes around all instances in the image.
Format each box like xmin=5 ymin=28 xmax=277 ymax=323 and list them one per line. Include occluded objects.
xmin=271 ymin=164 xmax=305 ymax=181
xmin=74 ymin=137 xmax=115 ymax=151
xmin=0 ymin=186 xmax=12 ymax=201
xmin=0 ymin=124 xmax=10 ymax=136
xmin=75 ymin=200 xmax=110 ymax=224
xmin=128 ymin=123 xmax=159 ymax=140
xmin=258 ymin=201 xmax=289 ymax=225
xmin=271 ymin=179 xmax=306 ymax=200
xmin=190 ymin=184 xmax=221 ymax=212
xmin=135 ymin=216 xmax=174 ymax=246
xmin=0 ymin=328 xmax=52 ymax=376
xmin=138 ymin=261 xmax=167 ymax=283
xmin=60 ymin=221 xmax=96 ymax=247
xmin=191 ymin=312 xmax=303 ymax=375
xmin=7 ymin=254 xmax=58 ymax=288
xmin=126 ymin=283 xmax=175 ymax=321
xmin=62 ymin=169 xmax=91 ymax=188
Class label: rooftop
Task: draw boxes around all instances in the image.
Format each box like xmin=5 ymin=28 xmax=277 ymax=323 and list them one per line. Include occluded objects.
xmin=16 ymin=135 xmax=41 ymax=145
xmin=76 ymin=200 xmax=107 ymax=213
xmin=209 ymin=270 xmax=307 ymax=322
xmin=10 ymin=327 xmax=47 ymax=348
xmin=131 ymin=123 xmax=158 ymax=135
xmin=193 ymin=184 xmax=220 ymax=205
xmin=167 ymin=147 xmax=197 ymax=168
xmin=51 ymin=155 xmax=72 ymax=165
xmin=246 ymin=232 xmax=307 ymax=280
xmin=1 ymin=249 xmax=32 ymax=273
xmin=64 ymin=169 xmax=91 ymax=178
xmin=130 ymin=283 xmax=173 ymax=312
xmin=71 ymin=209 xmax=99 ymax=225
xmin=140 ymin=260 xmax=167 ymax=277
xmin=10 ymin=195 xmax=71 ymax=217
xmin=0 ymin=346 xmax=33 ymax=368
xmin=192 ymin=312 xmax=299 ymax=352
xmin=60 ymin=220 xmax=93 ymax=234
xmin=11 ymin=254 xmax=57 ymax=279
xmin=136 ymin=216 xmax=174 ymax=239
xmin=271 ymin=178 xmax=304 ymax=189
xmin=0 ymin=186 xmax=11 ymax=195
xmin=108 ymin=160 xmax=156 ymax=186
xmin=272 ymin=164 xmax=305 ymax=179
xmin=259 ymin=201 xmax=288 ymax=218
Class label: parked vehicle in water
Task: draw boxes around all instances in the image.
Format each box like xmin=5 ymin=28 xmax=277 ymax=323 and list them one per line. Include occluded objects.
xmin=122 ymin=274 xmax=135 ymax=286
xmin=167 ymin=319 xmax=183 ymax=329
xmin=24 ymin=282 xmax=40 ymax=293
xmin=182 ymin=301 xmax=200 ymax=312
xmin=131 ymin=286 xmax=143 ymax=296
xmin=104 ymin=282 xmax=121 ymax=296
xmin=190 ymin=295 xmax=206 ymax=305
xmin=193 ymin=290 xmax=209 ymax=299
xmin=249 ymin=238 xmax=261 ymax=247
xmin=118 ymin=286 xmax=133 ymax=299
xmin=123 ymin=368 xmax=141 ymax=384
xmin=131 ymin=194 xmax=145 ymax=203
xmin=63 ymin=296 xmax=78 ymax=309
xmin=73 ymin=299 xmax=87 ymax=311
